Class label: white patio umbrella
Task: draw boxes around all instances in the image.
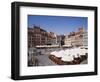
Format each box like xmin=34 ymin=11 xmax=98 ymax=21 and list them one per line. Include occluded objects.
xmin=54 ymin=50 xmax=65 ymax=57
xmin=50 ymin=51 xmax=57 ymax=55
xmin=64 ymin=49 xmax=70 ymax=54
xmin=65 ymin=49 xmax=72 ymax=56
xmin=79 ymin=48 xmax=87 ymax=56
xmin=61 ymin=55 xmax=74 ymax=62
xmin=73 ymin=48 xmax=81 ymax=58
xmin=67 ymin=48 xmax=76 ymax=57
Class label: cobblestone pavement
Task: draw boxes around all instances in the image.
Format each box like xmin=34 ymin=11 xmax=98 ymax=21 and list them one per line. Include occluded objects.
xmin=34 ymin=54 xmax=56 ymax=66
xmin=80 ymin=59 xmax=87 ymax=64
xmin=30 ymin=47 xmax=87 ymax=66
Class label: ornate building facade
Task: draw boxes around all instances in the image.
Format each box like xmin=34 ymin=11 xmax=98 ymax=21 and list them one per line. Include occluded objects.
xmin=64 ymin=27 xmax=85 ymax=47
xmin=28 ymin=25 xmax=57 ymax=48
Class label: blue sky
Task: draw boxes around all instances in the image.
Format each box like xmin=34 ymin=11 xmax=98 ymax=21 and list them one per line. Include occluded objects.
xmin=28 ymin=15 xmax=88 ymax=35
